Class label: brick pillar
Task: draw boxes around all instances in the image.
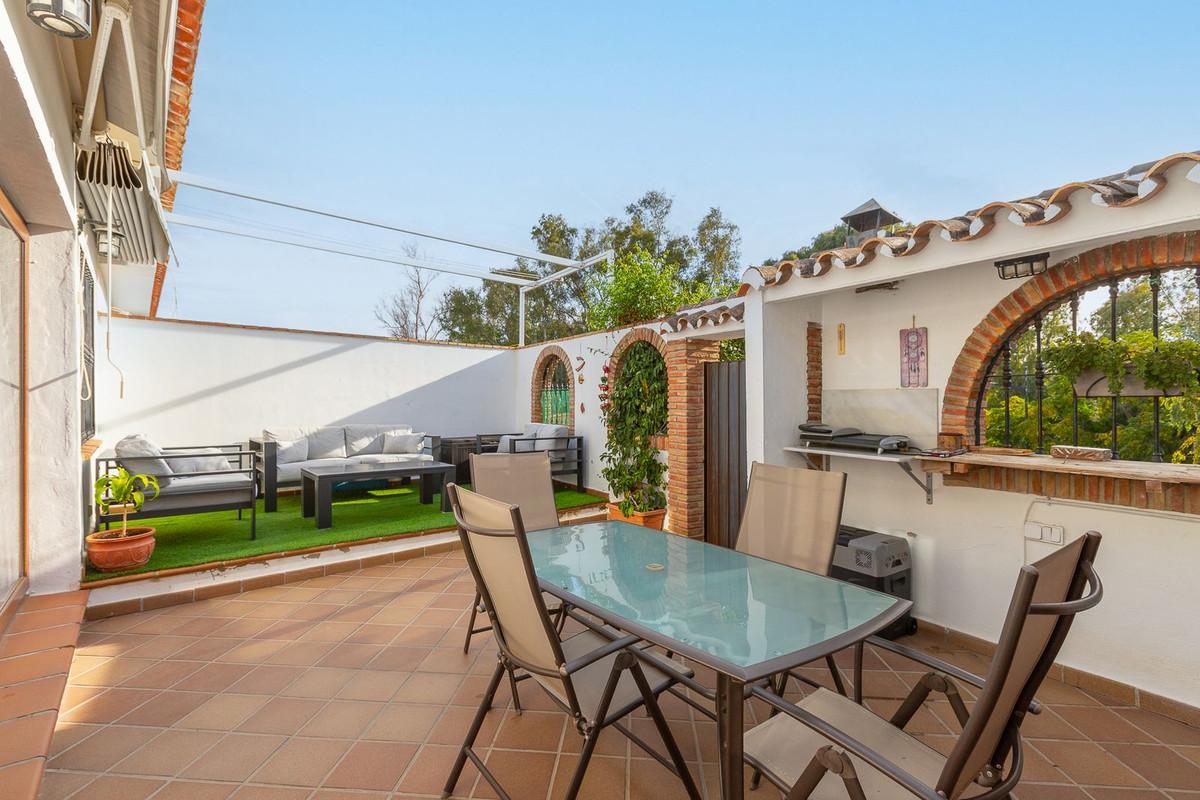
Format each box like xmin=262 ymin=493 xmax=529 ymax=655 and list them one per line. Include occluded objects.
xmin=806 ymin=322 xmax=822 ymax=422
xmin=665 ymin=339 xmax=720 ymax=537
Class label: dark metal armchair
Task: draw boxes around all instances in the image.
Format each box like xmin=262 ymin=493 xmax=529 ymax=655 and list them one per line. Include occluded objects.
xmin=474 ymin=432 xmax=585 ymax=489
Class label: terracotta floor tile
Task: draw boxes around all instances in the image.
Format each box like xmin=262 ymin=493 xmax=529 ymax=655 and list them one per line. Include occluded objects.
xmin=493 ymin=709 xmax=565 ymax=752
xmin=1103 ymin=742 xmax=1200 ymax=790
xmin=174 ymin=662 xmax=254 ymax=693
xmin=298 ymin=699 xmax=383 ymax=738
xmin=168 ymin=637 xmax=240 ymax=662
xmin=1035 ymin=739 xmax=1151 ymax=787
xmin=1085 ymin=789 xmax=1172 ymax=800
xmin=470 ymin=749 xmax=556 ymax=799
xmin=20 ymin=591 xmax=87 ymax=612
xmin=1009 ymin=785 xmax=1093 ymax=800
xmin=226 ymin=665 xmax=304 ymax=695
xmin=310 ymin=789 xmax=389 ymax=800
xmin=323 ymin=740 xmax=417 ymax=790
xmin=118 ymin=659 xmax=202 ymax=690
xmin=0 ymin=759 xmax=43 ymax=800
xmin=250 ymin=736 xmax=351 ymax=786
xmin=1023 ymin=707 xmax=1089 ymax=741
xmin=111 ymin=728 xmax=223 ymax=776
xmin=216 ymin=639 xmax=289 ymax=665
xmin=47 ymin=723 xmax=159 ymax=771
xmin=0 ymin=647 xmax=74 ymax=685
xmin=1 ymin=675 xmax=69 ymax=720
xmin=369 ymin=646 xmax=430 ymax=672
xmin=57 ymin=684 xmax=104 ymax=714
xmin=35 ymin=768 xmax=94 ymax=800
xmin=179 ymin=732 xmax=286 ymax=781
xmin=298 ymin=622 xmax=361 ymax=643
xmin=366 ymin=703 xmax=445 ymax=743
xmin=397 ymin=743 xmax=463 ymax=795
xmin=59 ymin=774 xmax=164 ymax=800
xmin=228 ymin=786 xmax=311 ymax=800
xmin=46 ymin=721 xmax=98 ymax=757
xmin=236 ymin=696 xmax=326 ymax=735
xmin=429 ymin=705 xmax=508 ymax=749
xmin=149 ymin=780 xmax=237 ymax=800
xmin=336 ymin=669 xmax=409 ymax=701
xmin=265 ymin=641 xmax=336 ymax=666
xmin=175 ymin=693 xmax=270 ymax=731
xmin=344 ymin=623 xmax=404 ymax=645
xmin=279 ymin=667 xmax=356 ymax=698
xmin=0 ymin=625 xmax=80 ymax=659
xmin=392 ymin=625 xmax=448 ymax=647
xmin=1054 ymin=705 xmax=1157 ymax=743
xmin=1118 ymin=708 xmax=1200 ymax=747
xmin=126 ymin=635 xmax=197 ymax=660
xmin=551 ymin=753 xmax=628 ymax=800
xmin=318 ymin=643 xmax=385 ymax=669
xmin=10 ymin=605 xmax=84 ymax=634
xmin=119 ymin=689 xmax=213 ymax=726
xmin=0 ymin=711 xmax=56 ymax=766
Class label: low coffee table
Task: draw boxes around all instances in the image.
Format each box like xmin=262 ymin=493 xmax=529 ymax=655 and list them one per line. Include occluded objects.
xmin=300 ymin=461 xmax=456 ymax=529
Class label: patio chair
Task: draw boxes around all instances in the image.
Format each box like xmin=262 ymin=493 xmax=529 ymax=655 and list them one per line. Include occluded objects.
xmin=736 ymin=462 xmax=850 ymax=695
xmin=443 ymin=484 xmax=701 ymax=800
xmin=742 ymin=531 xmax=1103 ymax=800
xmin=461 ymin=452 xmax=569 ymax=709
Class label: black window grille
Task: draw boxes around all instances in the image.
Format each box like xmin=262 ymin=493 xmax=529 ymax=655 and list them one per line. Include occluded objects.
xmin=539 ymin=358 xmax=571 ymax=427
xmin=81 ymin=264 xmax=95 ymax=444
xmin=975 ymin=267 xmax=1200 ymax=462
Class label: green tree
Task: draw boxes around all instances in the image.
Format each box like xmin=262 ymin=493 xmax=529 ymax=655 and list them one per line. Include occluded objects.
xmin=585 ymin=247 xmax=710 ymax=331
xmin=428 ymin=190 xmax=741 ymax=345
xmin=763 ymin=224 xmax=851 ymax=265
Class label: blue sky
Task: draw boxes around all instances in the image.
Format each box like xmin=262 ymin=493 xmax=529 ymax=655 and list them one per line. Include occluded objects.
xmin=163 ymin=1 xmax=1200 ymax=334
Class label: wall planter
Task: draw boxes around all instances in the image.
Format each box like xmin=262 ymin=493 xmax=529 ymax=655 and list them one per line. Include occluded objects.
xmin=1073 ymin=368 xmax=1184 ymax=398
xmin=86 ymin=526 xmax=157 ymax=572
xmin=606 ymin=503 xmax=666 ymax=530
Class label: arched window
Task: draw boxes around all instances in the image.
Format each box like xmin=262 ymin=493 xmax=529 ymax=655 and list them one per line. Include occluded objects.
xmin=976 ymin=268 xmax=1200 ymax=463
xmin=531 ymin=345 xmax=575 ymax=430
xmin=613 ymin=340 xmax=668 ymax=437
xmin=539 ymin=357 xmax=571 ymax=427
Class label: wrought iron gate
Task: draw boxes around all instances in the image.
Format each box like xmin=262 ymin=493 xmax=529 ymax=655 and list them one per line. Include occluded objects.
xmin=704 ymin=360 xmax=747 ymax=547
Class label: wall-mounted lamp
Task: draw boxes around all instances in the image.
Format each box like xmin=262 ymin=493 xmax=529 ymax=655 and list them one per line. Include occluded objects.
xmin=90 ymin=222 xmax=125 ymax=261
xmin=26 ymin=0 xmax=92 ymax=38
xmin=994 ymin=251 xmax=1049 ymax=280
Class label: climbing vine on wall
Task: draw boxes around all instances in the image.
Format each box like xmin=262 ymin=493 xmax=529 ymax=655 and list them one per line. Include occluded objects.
xmin=600 ymin=341 xmax=668 ymax=513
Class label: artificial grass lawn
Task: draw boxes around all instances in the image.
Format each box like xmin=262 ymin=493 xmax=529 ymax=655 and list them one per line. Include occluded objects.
xmin=84 ymin=484 xmax=602 ymax=583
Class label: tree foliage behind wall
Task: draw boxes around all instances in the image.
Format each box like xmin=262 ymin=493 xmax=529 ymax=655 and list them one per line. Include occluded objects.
xmin=427 ymin=191 xmax=742 ymax=345
xmin=601 ymin=341 xmax=669 ymax=513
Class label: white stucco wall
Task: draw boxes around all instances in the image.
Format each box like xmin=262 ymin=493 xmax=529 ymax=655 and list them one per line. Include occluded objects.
xmin=95 ymin=317 xmax=520 ymax=446
xmin=752 ymin=257 xmax=1200 ymax=707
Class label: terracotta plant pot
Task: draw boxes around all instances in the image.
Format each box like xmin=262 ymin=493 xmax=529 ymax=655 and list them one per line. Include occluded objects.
xmin=86 ymin=527 xmax=157 ymax=572
xmin=607 ymin=503 xmax=666 ymax=530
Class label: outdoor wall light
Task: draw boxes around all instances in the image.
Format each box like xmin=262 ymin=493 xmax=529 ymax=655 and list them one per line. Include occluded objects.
xmin=92 ymin=223 xmax=125 ymax=261
xmin=994 ymin=251 xmax=1049 ymax=280
xmin=26 ymin=0 xmax=92 ymax=39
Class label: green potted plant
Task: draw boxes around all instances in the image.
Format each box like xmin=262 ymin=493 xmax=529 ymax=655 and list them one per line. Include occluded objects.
xmin=1044 ymin=332 xmax=1200 ymax=398
xmin=600 ymin=342 xmax=669 ymax=529
xmin=87 ymin=467 xmax=160 ymax=572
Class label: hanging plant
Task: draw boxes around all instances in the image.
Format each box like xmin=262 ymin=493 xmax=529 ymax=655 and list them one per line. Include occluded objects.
xmin=1044 ymin=332 xmax=1200 ymax=397
xmin=600 ymin=342 xmax=668 ymax=516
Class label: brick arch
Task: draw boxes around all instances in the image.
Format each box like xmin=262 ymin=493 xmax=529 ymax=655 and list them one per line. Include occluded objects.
xmin=608 ymin=327 xmax=670 ymax=447
xmin=942 ymin=231 xmax=1200 ymax=438
xmin=530 ymin=344 xmax=575 ymax=432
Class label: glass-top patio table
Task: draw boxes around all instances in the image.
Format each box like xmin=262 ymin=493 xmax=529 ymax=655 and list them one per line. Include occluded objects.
xmin=528 ymin=520 xmax=912 ymax=800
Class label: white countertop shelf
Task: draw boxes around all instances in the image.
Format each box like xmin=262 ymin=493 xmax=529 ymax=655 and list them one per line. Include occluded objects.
xmin=783 ymin=445 xmax=933 ymax=504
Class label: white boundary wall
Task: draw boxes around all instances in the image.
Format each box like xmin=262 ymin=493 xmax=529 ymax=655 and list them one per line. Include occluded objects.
xmin=96 ymin=317 xmax=519 ymax=446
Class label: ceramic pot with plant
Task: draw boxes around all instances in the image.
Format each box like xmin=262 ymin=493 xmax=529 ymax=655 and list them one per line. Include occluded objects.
xmin=88 ymin=467 xmax=160 ymax=572
xmin=600 ymin=341 xmax=669 ymax=529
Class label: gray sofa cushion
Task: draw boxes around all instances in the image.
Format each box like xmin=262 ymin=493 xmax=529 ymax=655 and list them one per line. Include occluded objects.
xmin=348 ymin=453 xmax=433 ymax=466
xmin=157 ymin=473 xmax=253 ymax=496
xmin=171 ymin=447 xmax=230 ymax=474
xmin=277 ymin=458 xmax=351 ymax=485
xmin=115 ymin=434 xmax=172 ymax=476
xmin=345 ymin=424 xmax=410 ymax=456
xmin=501 ymin=424 xmax=571 ymax=460
xmin=264 ymin=428 xmax=309 ymax=464
xmin=383 ymin=431 xmax=424 ymax=454
xmin=307 ymin=427 xmax=347 ymax=460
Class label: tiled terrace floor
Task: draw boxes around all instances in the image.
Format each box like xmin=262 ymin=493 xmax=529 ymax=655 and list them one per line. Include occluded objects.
xmin=36 ymin=551 xmax=1200 ymax=800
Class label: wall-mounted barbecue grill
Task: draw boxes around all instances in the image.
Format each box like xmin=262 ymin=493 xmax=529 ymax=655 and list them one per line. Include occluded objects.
xmin=797 ymin=423 xmax=910 ymax=455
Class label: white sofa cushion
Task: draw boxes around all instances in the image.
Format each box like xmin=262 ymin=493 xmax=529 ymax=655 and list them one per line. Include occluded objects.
xmin=277 ymin=458 xmax=351 ymax=485
xmin=348 ymin=453 xmax=434 ymax=466
xmin=156 ymin=473 xmax=253 ymax=495
xmin=263 ymin=428 xmax=309 ymax=464
xmin=307 ymin=427 xmax=347 ymax=459
xmin=171 ymin=447 xmax=230 ymax=474
xmin=345 ymin=424 xmax=409 ymax=456
xmin=114 ymin=434 xmax=173 ymax=476
xmin=383 ymin=431 xmax=424 ymax=454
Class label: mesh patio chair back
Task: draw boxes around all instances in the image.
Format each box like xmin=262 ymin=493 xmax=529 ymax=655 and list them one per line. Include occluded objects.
xmin=469 ymin=452 xmax=560 ymax=531
xmin=735 ymin=462 xmax=846 ymax=575
xmin=940 ymin=532 xmax=1103 ymax=797
xmin=448 ymin=484 xmax=577 ymax=710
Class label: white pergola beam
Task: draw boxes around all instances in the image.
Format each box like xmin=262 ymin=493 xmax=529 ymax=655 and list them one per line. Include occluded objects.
xmin=168 ymin=170 xmax=583 ymax=269
xmin=164 ymin=213 xmax=535 ymax=286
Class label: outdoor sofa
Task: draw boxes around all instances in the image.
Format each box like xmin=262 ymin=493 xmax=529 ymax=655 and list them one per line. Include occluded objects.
xmin=99 ymin=435 xmax=259 ymax=538
xmin=474 ymin=422 xmax=584 ymax=488
xmin=250 ymin=424 xmax=440 ymax=512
